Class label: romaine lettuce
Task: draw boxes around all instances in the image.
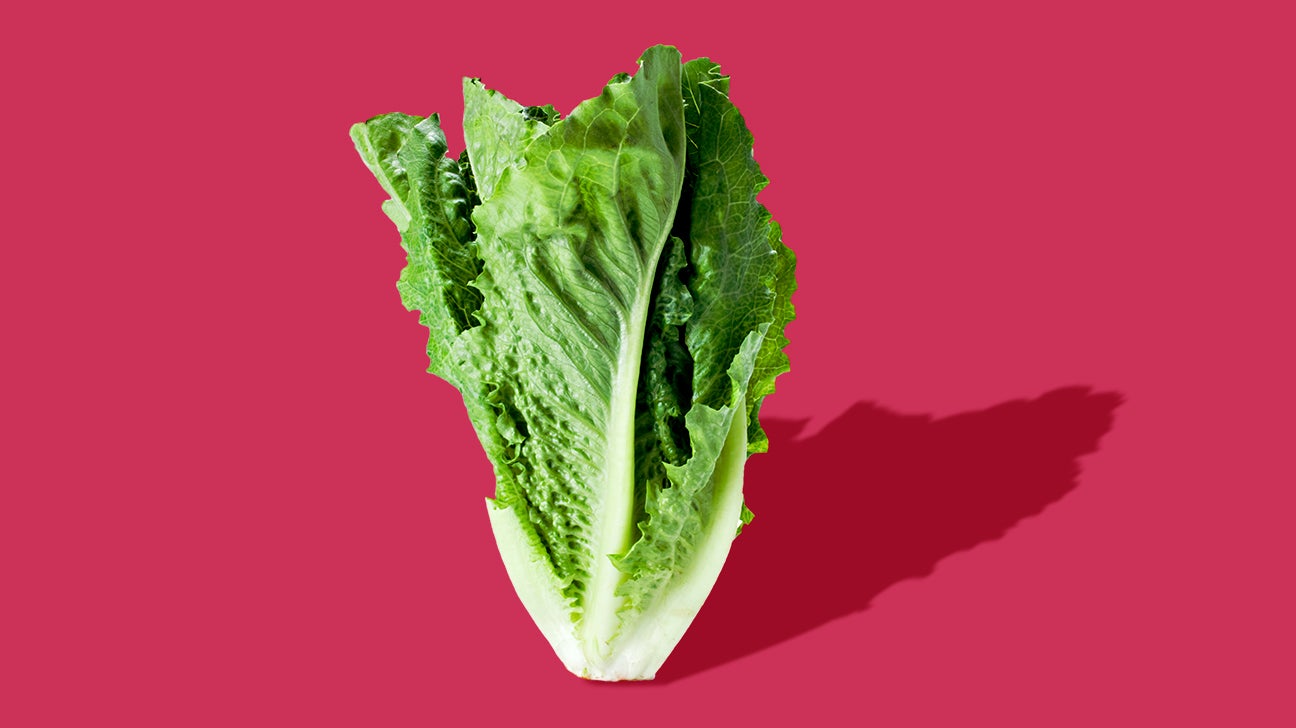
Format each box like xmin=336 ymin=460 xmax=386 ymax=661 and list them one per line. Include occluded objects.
xmin=351 ymin=45 xmax=795 ymax=680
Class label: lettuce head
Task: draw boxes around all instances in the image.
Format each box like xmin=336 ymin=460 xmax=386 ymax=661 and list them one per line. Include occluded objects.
xmin=351 ymin=45 xmax=795 ymax=680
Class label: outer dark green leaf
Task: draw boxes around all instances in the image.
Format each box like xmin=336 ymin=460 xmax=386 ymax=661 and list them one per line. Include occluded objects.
xmin=350 ymin=113 xmax=482 ymax=387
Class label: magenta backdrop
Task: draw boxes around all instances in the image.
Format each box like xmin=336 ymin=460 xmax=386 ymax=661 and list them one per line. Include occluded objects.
xmin=5 ymin=1 xmax=1294 ymax=725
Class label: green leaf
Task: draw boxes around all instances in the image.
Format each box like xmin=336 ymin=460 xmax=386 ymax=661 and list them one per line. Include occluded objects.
xmin=462 ymin=79 xmax=559 ymax=203
xmin=350 ymin=113 xmax=482 ymax=387
xmin=464 ymin=45 xmax=688 ymax=668
xmin=607 ymin=56 xmax=793 ymax=666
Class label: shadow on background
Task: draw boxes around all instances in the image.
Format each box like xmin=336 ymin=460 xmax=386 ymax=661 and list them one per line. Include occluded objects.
xmin=657 ymin=386 xmax=1123 ymax=682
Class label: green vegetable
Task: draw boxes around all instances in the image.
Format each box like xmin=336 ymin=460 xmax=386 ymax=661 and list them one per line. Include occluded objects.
xmin=351 ymin=45 xmax=795 ymax=680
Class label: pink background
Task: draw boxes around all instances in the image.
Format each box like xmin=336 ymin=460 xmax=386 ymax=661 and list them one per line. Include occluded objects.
xmin=5 ymin=1 xmax=1293 ymax=725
